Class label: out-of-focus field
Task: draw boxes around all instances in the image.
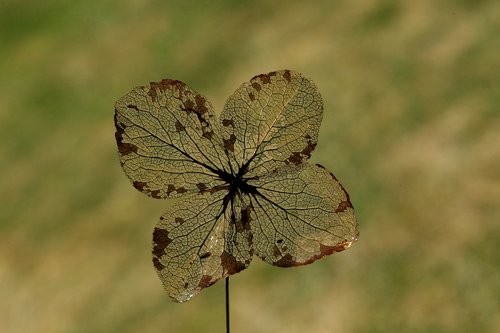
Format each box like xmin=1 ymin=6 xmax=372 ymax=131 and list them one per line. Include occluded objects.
xmin=1 ymin=1 xmax=499 ymax=332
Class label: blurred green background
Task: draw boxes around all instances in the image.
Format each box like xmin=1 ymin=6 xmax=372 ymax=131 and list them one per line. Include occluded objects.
xmin=1 ymin=1 xmax=499 ymax=332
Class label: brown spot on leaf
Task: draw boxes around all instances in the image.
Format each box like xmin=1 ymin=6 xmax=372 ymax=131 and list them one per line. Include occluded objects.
xmin=148 ymin=79 xmax=186 ymax=101
xmin=200 ymin=252 xmax=211 ymax=259
xmin=273 ymin=253 xmax=297 ymax=267
xmin=206 ymin=185 xmax=230 ymax=194
xmin=188 ymin=94 xmax=209 ymax=117
xmin=152 ymin=227 xmax=172 ymax=258
xmin=253 ymin=71 xmax=277 ymax=84
xmin=176 ymin=187 xmax=187 ymax=194
xmin=248 ymin=92 xmax=255 ymax=101
xmin=283 ymin=70 xmax=292 ymax=83
xmin=300 ymin=134 xmax=316 ymax=158
xmin=117 ymin=141 xmax=138 ymax=156
xmin=220 ymin=251 xmax=246 ymax=274
xmin=115 ymin=124 xmax=128 ymax=145
xmin=115 ymin=118 xmax=139 ymax=156
xmin=181 ymin=95 xmax=210 ymax=132
xmin=152 ymin=257 xmax=165 ymax=270
xmin=161 ymin=79 xmax=184 ymax=92
xmin=147 ymin=87 xmax=157 ymax=101
xmin=197 ymin=275 xmax=215 ymax=289
xmin=150 ymin=190 xmax=162 ymax=198
xmin=237 ymin=205 xmax=253 ymax=232
xmin=175 ymin=217 xmax=185 ymax=225
xmin=203 ymin=130 xmax=214 ymax=139
xmin=235 ymin=206 xmax=254 ymax=249
xmin=301 ymin=141 xmax=316 ymax=157
xmin=127 ymin=104 xmax=139 ymax=110
xmin=175 ymin=120 xmax=185 ymax=132
xmin=222 ymin=119 xmax=234 ymax=127
xmin=194 ymin=95 xmax=206 ymax=109
xmin=133 ymin=181 xmax=148 ymax=191
xmin=196 ymin=183 xmax=207 ymax=191
xmin=223 ymin=134 xmax=236 ymax=152
xmin=274 ymin=241 xmax=353 ymax=267
xmin=287 ymin=152 xmax=303 ymax=165
xmin=197 ymin=105 xmax=209 ymax=116
xmin=336 ymin=200 xmax=353 ymax=212
xmin=273 ymin=245 xmax=281 ymax=257
xmin=182 ymin=99 xmax=195 ymax=112
xmin=303 ymin=243 xmax=348 ymax=264
xmin=251 ymin=82 xmax=261 ymax=92
xmin=166 ymin=184 xmax=176 ymax=195
xmin=163 ymin=79 xmax=184 ymax=91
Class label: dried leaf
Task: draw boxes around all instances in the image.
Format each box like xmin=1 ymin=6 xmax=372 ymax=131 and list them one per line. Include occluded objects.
xmin=115 ymin=79 xmax=228 ymax=199
xmin=219 ymin=70 xmax=323 ymax=177
xmin=247 ymin=163 xmax=357 ymax=266
xmin=152 ymin=190 xmax=253 ymax=302
xmin=115 ymin=70 xmax=358 ymax=302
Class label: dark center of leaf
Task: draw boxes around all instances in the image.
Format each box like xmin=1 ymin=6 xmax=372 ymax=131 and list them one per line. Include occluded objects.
xmin=218 ymin=168 xmax=258 ymax=196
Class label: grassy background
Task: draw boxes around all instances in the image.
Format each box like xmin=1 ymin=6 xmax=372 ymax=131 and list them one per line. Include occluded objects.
xmin=1 ymin=1 xmax=499 ymax=332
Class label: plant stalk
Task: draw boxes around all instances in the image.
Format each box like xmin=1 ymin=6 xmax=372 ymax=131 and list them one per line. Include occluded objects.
xmin=226 ymin=277 xmax=230 ymax=333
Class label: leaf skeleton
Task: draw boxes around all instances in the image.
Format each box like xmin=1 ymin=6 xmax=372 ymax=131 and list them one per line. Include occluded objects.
xmin=114 ymin=69 xmax=358 ymax=302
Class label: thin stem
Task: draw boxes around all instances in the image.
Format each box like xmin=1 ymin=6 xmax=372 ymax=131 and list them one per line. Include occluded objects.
xmin=225 ymin=276 xmax=230 ymax=333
